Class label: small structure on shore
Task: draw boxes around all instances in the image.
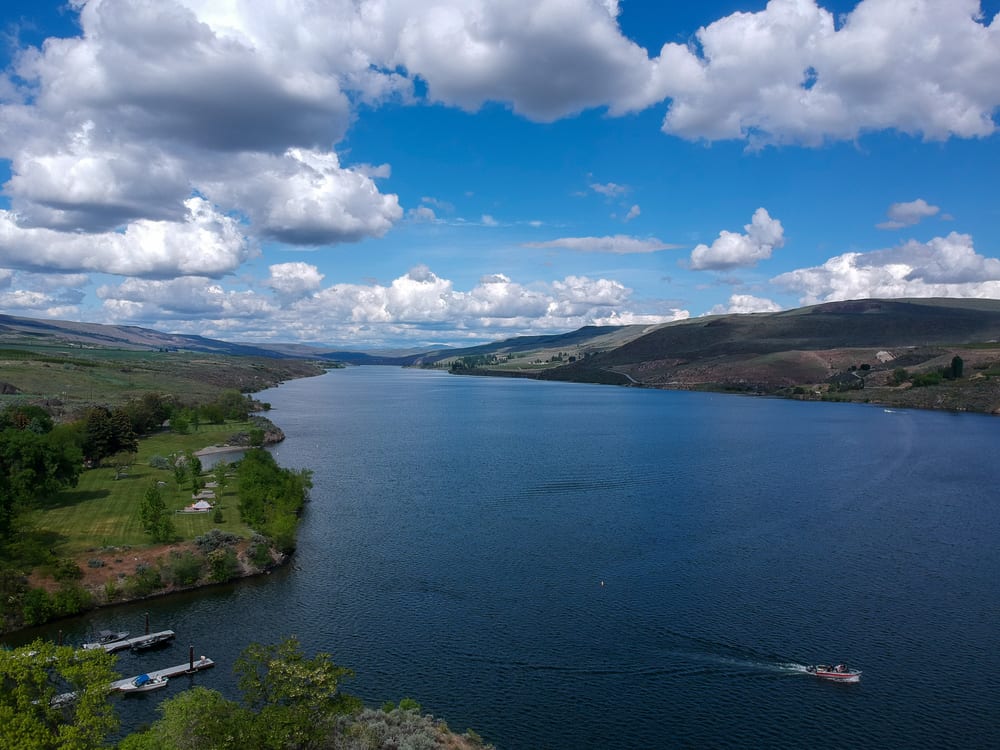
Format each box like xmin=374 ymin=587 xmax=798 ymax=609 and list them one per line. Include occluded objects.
xmin=180 ymin=499 xmax=214 ymax=513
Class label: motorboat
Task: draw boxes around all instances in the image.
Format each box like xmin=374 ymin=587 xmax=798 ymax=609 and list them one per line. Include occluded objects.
xmin=806 ymin=664 xmax=862 ymax=682
xmin=82 ymin=630 xmax=129 ymax=650
xmin=119 ymin=674 xmax=168 ymax=694
xmin=130 ymin=632 xmax=174 ymax=651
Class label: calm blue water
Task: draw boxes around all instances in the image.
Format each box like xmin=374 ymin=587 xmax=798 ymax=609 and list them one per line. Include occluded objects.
xmin=11 ymin=367 xmax=1000 ymax=748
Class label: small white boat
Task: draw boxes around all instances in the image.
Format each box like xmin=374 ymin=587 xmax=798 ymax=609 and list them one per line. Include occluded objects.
xmin=82 ymin=630 xmax=129 ymax=650
xmin=806 ymin=664 xmax=861 ymax=682
xmin=119 ymin=674 xmax=168 ymax=694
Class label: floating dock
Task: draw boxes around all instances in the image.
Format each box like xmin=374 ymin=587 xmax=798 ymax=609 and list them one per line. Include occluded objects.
xmin=109 ymin=656 xmax=215 ymax=692
xmin=85 ymin=630 xmax=175 ymax=653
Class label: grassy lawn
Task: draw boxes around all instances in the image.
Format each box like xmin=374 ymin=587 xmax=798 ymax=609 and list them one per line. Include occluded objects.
xmin=31 ymin=422 xmax=257 ymax=556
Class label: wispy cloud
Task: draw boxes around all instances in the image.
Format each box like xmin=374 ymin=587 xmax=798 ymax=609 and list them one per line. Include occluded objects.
xmin=524 ymin=235 xmax=681 ymax=254
xmin=876 ymin=198 xmax=941 ymax=230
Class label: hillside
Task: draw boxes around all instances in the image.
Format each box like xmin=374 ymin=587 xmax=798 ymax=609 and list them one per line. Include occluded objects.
xmin=5 ymin=298 xmax=1000 ymax=415
xmin=458 ymin=299 xmax=1000 ymax=414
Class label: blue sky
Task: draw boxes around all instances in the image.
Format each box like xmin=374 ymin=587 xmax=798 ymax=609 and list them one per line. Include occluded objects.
xmin=0 ymin=0 xmax=998 ymax=348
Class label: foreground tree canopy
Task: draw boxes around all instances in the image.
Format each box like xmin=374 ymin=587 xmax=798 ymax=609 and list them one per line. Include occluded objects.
xmin=0 ymin=641 xmax=118 ymax=750
xmin=1 ymin=638 xmax=489 ymax=750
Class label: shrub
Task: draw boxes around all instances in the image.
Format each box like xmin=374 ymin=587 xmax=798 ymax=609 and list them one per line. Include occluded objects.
xmin=165 ymin=551 xmax=204 ymax=587
xmin=125 ymin=563 xmax=163 ymax=597
xmin=247 ymin=536 xmax=274 ymax=569
xmin=195 ymin=529 xmax=240 ymax=553
xmin=148 ymin=454 xmax=171 ymax=470
xmin=53 ymin=558 xmax=84 ymax=582
xmin=207 ymin=547 xmax=239 ymax=583
xmin=52 ymin=583 xmax=92 ymax=616
xmin=21 ymin=588 xmax=53 ymax=626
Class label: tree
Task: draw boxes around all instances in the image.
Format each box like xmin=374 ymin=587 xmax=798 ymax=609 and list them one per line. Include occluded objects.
xmin=0 ymin=429 xmax=81 ymax=541
xmin=111 ymin=451 xmax=136 ymax=480
xmin=0 ymin=640 xmax=119 ymax=750
xmin=172 ymin=454 xmax=187 ymax=488
xmin=121 ymin=639 xmax=361 ymax=750
xmin=213 ymin=461 xmax=230 ymax=494
xmin=0 ymin=405 xmax=54 ymax=434
xmin=139 ymin=482 xmax=174 ymax=543
xmin=186 ymin=451 xmax=204 ymax=494
xmin=118 ymin=687 xmax=251 ymax=750
xmin=80 ymin=407 xmax=137 ymax=466
xmin=235 ymin=637 xmax=361 ymax=749
xmin=951 ymin=355 xmax=964 ymax=379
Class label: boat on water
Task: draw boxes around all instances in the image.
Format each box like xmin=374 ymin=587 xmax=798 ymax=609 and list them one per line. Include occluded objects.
xmin=807 ymin=664 xmax=862 ymax=682
xmin=130 ymin=632 xmax=174 ymax=651
xmin=82 ymin=630 xmax=129 ymax=650
xmin=119 ymin=674 xmax=168 ymax=694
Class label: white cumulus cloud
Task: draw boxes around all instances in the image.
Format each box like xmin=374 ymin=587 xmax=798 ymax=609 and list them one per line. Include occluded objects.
xmin=876 ymin=198 xmax=941 ymax=229
xmin=772 ymin=232 xmax=1000 ymax=303
xmin=707 ymin=294 xmax=784 ymax=315
xmin=689 ymin=208 xmax=785 ymax=270
xmin=0 ymin=198 xmax=255 ymax=278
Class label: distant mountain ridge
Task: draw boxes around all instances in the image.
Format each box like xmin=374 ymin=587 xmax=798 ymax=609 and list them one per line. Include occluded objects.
xmin=4 ymin=298 xmax=1000 ymax=376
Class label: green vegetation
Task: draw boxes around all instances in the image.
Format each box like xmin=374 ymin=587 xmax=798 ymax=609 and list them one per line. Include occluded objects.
xmin=236 ymin=449 xmax=313 ymax=553
xmin=0 ymin=384 xmax=304 ymax=633
xmin=2 ymin=638 xmax=492 ymax=750
xmin=0 ymin=640 xmax=119 ymax=750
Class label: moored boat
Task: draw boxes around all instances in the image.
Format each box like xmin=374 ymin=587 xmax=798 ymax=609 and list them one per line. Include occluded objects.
xmin=82 ymin=630 xmax=129 ymax=650
xmin=130 ymin=632 xmax=174 ymax=651
xmin=806 ymin=663 xmax=861 ymax=682
xmin=119 ymin=674 xmax=168 ymax=694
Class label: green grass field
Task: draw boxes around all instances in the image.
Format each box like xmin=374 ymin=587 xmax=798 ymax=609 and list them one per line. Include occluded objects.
xmin=31 ymin=423 xmax=256 ymax=556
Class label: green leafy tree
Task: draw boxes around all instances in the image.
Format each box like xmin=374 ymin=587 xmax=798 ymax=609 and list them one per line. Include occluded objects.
xmin=0 ymin=640 xmax=119 ymax=750
xmin=0 ymin=404 xmax=54 ymax=434
xmin=172 ymin=454 xmax=188 ymax=488
xmin=213 ymin=461 xmax=230 ymax=493
xmin=80 ymin=407 xmax=137 ymax=465
xmin=186 ymin=451 xmax=204 ymax=494
xmin=0 ymin=428 xmax=81 ymax=540
xmin=951 ymin=355 xmax=964 ymax=379
xmin=169 ymin=413 xmax=189 ymax=435
xmin=235 ymin=637 xmax=361 ymax=749
xmin=139 ymin=481 xmax=174 ymax=543
xmin=118 ymin=687 xmax=252 ymax=750
xmin=122 ymin=639 xmax=361 ymax=750
xmin=218 ymin=389 xmax=252 ymax=420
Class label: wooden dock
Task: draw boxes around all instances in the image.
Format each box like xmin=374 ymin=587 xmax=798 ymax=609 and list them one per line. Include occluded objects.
xmin=109 ymin=656 xmax=215 ymax=692
xmin=86 ymin=630 xmax=176 ymax=653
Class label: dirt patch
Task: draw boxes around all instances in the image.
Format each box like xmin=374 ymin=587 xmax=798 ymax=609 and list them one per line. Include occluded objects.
xmin=29 ymin=538 xmax=278 ymax=604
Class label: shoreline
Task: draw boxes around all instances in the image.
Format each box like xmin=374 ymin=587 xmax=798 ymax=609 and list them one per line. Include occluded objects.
xmin=5 ymin=431 xmax=297 ymax=637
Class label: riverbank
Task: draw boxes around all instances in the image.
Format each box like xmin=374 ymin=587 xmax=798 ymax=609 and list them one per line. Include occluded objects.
xmin=2 ymin=417 xmax=307 ymax=635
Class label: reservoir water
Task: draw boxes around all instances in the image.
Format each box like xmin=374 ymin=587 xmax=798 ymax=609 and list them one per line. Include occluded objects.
xmin=14 ymin=367 xmax=1000 ymax=748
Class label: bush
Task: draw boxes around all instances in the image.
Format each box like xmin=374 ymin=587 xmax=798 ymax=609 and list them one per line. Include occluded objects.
xmin=53 ymin=558 xmax=84 ymax=582
xmin=194 ymin=529 xmax=240 ymax=553
xmin=207 ymin=547 xmax=239 ymax=583
xmin=148 ymin=454 xmax=171 ymax=470
xmin=125 ymin=563 xmax=163 ymax=597
xmin=911 ymin=371 xmax=943 ymax=387
xmin=21 ymin=588 xmax=53 ymax=626
xmin=165 ymin=551 xmax=204 ymax=587
xmin=52 ymin=583 xmax=93 ymax=616
xmin=247 ymin=536 xmax=274 ymax=569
